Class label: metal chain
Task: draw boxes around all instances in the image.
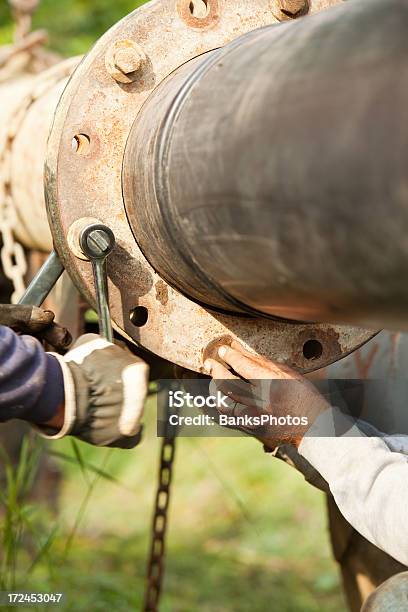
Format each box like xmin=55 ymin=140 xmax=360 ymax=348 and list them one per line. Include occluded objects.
xmin=144 ymin=391 xmax=179 ymax=612
xmin=0 ymin=96 xmax=31 ymax=303
xmin=0 ymin=0 xmax=43 ymax=302
xmin=0 ymin=187 xmax=27 ymax=303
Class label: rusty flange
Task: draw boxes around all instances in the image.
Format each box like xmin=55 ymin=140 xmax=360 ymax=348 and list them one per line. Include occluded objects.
xmin=45 ymin=0 xmax=376 ymax=373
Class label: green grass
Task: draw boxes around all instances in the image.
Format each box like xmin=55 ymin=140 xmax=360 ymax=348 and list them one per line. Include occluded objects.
xmin=1 ymin=396 xmax=345 ymax=611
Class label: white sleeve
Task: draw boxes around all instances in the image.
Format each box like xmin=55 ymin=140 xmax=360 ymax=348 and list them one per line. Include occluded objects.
xmin=298 ymin=407 xmax=408 ymax=566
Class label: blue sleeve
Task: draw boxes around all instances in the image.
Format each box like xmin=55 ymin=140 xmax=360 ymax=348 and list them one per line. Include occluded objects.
xmin=0 ymin=326 xmax=64 ymax=424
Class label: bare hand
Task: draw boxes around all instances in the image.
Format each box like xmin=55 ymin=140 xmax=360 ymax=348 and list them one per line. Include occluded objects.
xmin=204 ymin=341 xmax=329 ymax=449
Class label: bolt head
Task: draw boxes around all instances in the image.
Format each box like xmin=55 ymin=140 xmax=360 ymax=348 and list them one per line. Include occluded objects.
xmin=87 ymin=229 xmax=112 ymax=255
xmin=114 ymin=47 xmax=143 ymax=75
xmin=272 ymin=0 xmax=309 ymax=20
xmin=105 ymin=40 xmax=147 ymax=84
xmin=79 ymin=224 xmax=115 ymax=260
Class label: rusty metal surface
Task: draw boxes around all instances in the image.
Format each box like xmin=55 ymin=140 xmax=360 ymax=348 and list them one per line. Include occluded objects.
xmin=45 ymin=0 xmax=375 ymax=373
xmin=327 ymin=331 xmax=404 ymax=380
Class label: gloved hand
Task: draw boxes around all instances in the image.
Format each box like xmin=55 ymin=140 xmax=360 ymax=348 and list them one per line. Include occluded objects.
xmin=40 ymin=334 xmax=149 ymax=448
xmin=204 ymin=341 xmax=329 ymax=449
xmin=0 ymin=303 xmax=72 ymax=352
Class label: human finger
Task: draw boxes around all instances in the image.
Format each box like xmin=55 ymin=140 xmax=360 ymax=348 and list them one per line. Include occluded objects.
xmin=217 ymin=346 xmax=273 ymax=379
xmin=203 ymin=358 xmax=238 ymax=379
xmin=220 ymin=344 xmax=299 ymax=380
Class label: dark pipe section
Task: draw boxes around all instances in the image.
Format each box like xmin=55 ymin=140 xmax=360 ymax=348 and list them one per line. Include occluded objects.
xmin=124 ymin=0 xmax=408 ymax=330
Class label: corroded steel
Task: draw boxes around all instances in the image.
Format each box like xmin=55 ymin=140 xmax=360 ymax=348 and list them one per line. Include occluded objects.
xmin=45 ymin=0 xmax=374 ymax=373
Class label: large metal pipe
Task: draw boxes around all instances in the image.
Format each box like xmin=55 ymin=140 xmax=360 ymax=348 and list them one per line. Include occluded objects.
xmin=124 ymin=0 xmax=408 ymax=331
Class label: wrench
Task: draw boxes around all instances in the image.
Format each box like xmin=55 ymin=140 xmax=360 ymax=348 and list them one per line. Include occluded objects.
xmin=80 ymin=223 xmax=116 ymax=342
xmin=19 ymin=250 xmax=64 ymax=307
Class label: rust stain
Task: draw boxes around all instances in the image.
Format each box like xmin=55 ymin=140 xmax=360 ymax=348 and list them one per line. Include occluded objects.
xmin=353 ymin=343 xmax=379 ymax=379
xmin=155 ymin=280 xmax=169 ymax=306
xmin=176 ymin=0 xmax=220 ymax=30
xmin=388 ymin=332 xmax=401 ymax=377
xmin=202 ymin=334 xmax=234 ymax=365
xmin=290 ymin=328 xmax=341 ymax=372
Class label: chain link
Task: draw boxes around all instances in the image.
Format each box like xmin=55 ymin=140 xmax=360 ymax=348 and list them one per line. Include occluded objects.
xmin=0 ymin=191 xmax=27 ymax=303
xmin=0 ymin=100 xmax=31 ymax=303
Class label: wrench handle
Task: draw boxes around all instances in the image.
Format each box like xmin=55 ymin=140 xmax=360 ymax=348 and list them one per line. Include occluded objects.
xmin=92 ymin=258 xmax=113 ymax=342
xmin=19 ymin=250 xmax=64 ymax=307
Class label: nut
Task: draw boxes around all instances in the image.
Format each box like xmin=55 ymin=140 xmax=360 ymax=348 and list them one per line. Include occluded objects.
xmin=85 ymin=229 xmax=113 ymax=256
xmin=105 ymin=40 xmax=147 ymax=84
xmin=272 ymin=0 xmax=309 ymax=21
xmin=114 ymin=47 xmax=143 ymax=75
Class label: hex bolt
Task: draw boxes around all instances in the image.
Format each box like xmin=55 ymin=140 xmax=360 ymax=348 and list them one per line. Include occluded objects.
xmin=273 ymin=0 xmax=309 ymax=20
xmin=105 ymin=40 xmax=147 ymax=84
xmin=80 ymin=224 xmax=115 ymax=260
xmin=86 ymin=229 xmax=112 ymax=256
xmin=114 ymin=47 xmax=143 ymax=76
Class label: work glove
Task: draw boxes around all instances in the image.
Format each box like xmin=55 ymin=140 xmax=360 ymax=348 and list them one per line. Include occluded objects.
xmin=39 ymin=334 xmax=149 ymax=448
xmin=0 ymin=303 xmax=72 ymax=352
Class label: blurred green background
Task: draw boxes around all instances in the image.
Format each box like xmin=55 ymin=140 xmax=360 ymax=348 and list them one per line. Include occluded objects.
xmin=0 ymin=0 xmax=146 ymax=55
xmin=0 ymin=1 xmax=346 ymax=610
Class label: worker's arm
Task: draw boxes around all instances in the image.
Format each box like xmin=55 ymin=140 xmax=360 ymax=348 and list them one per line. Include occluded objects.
xmin=0 ymin=325 xmax=149 ymax=448
xmin=0 ymin=325 xmax=64 ymax=425
xmin=299 ymin=417 xmax=408 ymax=566
xmin=205 ymin=342 xmax=408 ymax=566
